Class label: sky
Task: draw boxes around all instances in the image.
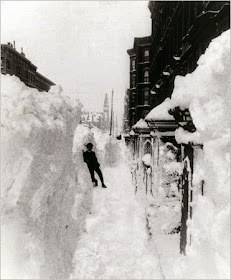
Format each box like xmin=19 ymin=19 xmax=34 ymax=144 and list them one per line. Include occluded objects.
xmin=1 ymin=1 xmax=151 ymax=130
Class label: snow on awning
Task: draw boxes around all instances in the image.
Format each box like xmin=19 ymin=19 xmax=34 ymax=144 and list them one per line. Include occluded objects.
xmin=132 ymin=118 xmax=149 ymax=129
xmin=129 ymin=130 xmax=135 ymax=136
xmin=145 ymin=98 xmax=174 ymax=122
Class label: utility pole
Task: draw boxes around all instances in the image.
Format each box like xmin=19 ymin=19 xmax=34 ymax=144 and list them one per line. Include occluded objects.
xmin=115 ymin=114 xmax=118 ymax=137
xmin=109 ymin=89 xmax=114 ymax=136
xmin=112 ymin=112 xmax=115 ymax=137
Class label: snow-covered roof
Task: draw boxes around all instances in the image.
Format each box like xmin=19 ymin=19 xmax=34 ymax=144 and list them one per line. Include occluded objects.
xmin=145 ymin=98 xmax=174 ymax=121
xmin=132 ymin=118 xmax=149 ymax=129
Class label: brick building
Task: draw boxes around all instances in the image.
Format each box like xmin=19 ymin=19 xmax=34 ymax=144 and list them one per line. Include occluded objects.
xmin=1 ymin=42 xmax=55 ymax=92
xmin=124 ymin=0 xmax=230 ymax=256
xmin=125 ymin=1 xmax=230 ymax=131
xmin=127 ymin=36 xmax=152 ymax=128
xmin=148 ymin=1 xmax=230 ymax=108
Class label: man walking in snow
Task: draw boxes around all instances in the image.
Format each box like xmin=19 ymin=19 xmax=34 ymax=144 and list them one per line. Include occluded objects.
xmin=83 ymin=143 xmax=107 ymax=188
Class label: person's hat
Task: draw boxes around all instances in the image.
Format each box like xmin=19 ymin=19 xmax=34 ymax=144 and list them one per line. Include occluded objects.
xmin=86 ymin=143 xmax=93 ymax=148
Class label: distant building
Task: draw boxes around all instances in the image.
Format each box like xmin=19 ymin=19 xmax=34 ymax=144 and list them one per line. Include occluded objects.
xmin=103 ymin=93 xmax=109 ymax=121
xmin=81 ymin=111 xmax=105 ymax=128
xmin=1 ymin=41 xmax=55 ymax=92
xmin=123 ymin=89 xmax=130 ymax=134
xmin=81 ymin=93 xmax=110 ymax=131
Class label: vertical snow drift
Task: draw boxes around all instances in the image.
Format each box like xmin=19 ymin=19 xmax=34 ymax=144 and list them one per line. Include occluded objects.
xmin=1 ymin=75 xmax=92 ymax=279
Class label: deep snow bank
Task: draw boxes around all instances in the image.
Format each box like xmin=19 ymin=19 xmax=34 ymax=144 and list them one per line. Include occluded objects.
xmin=170 ymin=30 xmax=230 ymax=279
xmin=1 ymin=75 xmax=92 ymax=279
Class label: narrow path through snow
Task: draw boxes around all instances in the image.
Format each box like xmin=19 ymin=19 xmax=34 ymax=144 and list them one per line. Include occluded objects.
xmin=70 ymin=160 xmax=163 ymax=279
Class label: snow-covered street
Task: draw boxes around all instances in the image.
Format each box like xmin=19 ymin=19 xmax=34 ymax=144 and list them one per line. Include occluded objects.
xmin=1 ymin=2 xmax=230 ymax=276
xmin=71 ymin=146 xmax=163 ymax=279
xmin=1 ymin=85 xmax=164 ymax=279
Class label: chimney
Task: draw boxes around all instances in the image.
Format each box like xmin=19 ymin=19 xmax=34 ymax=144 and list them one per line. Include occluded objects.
xmin=13 ymin=41 xmax=15 ymax=49
xmin=21 ymin=47 xmax=25 ymax=57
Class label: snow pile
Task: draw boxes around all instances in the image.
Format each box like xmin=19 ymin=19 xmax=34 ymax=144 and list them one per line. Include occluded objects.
xmin=175 ymin=127 xmax=201 ymax=145
xmin=147 ymin=142 xmax=182 ymax=233
xmin=73 ymin=124 xmax=95 ymax=152
xmin=132 ymin=118 xmax=149 ymax=129
xmin=73 ymin=125 xmax=120 ymax=168
xmin=1 ymin=75 xmax=93 ymax=279
xmin=1 ymin=74 xmax=81 ymax=137
xmin=145 ymin=98 xmax=174 ymax=121
xmin=142 ymin=153 xmax=151 ymax=167
xmin=70 ymin=143 xmax=163 ymax=279
xmin=130 ymin=140 xmax=182 ymax=279
xmin=171 ymin=30 xmax=230 ymax=145
xmin=129 ymin=129 xmax=136 ymax=136
xmin=171 ymin=30 xmax=230 ymax=279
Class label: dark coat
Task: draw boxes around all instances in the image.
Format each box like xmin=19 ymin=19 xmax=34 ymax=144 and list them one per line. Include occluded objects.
xmin=83 ymin=151 xmax=100 ymax=168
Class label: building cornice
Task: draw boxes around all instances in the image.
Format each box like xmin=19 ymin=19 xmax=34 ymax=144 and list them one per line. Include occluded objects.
xmin=1 ymin=44 xmax=37 ymax=69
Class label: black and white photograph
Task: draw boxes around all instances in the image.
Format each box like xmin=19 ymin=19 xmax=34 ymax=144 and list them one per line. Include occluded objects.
xmin=1 ymin=1 xmax=230 ymax=279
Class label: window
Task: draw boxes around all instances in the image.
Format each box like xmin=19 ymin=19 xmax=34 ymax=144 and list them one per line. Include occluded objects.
xmin=144 ymin=70 xmax=149 ymax=82
xmin=16 ymin=66 xmax=21 ymax=74
xmin=132 ymin=75 xmax=136 ymax=88
xmin=1 ymin=57 xmax=4 ymax=68
xmin=131 ymin=93 xmax=136 ymax=106
xmin=6 ymin=59 xmax=11 ymax=70
xmin=144 ymin=141 xmax=151 ymax=154
xmin=25 ymin=70 xmax=29 ymax=79
xmin=131 ymin=59 xmax=136 ymax=70
xmin=32 ymin=75 xmax=35 ymax=84
xmin=132 ymin=112 xmax=135 ymax=126
xmin=144 ymin=49 xmax=149 ymax=61
xmin=144 ymin=88 xmax=149 ymax=105
xmin=144 ymin=110 xmax=149 ymax=118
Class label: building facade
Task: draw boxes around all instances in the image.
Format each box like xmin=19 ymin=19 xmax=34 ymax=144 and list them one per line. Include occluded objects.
xmin=125 ymin=1 xmax=230 ymax=131
xmin=148 ymin=1 xmax=230 ymax=108
xmin=124 ymin=1 xmax=230 ymax=256
xmin=127 ymin=36 xmax=152 ymax=128
xmin=1 ymin=42 xmax=55 ymax=92
xmin=123 ymin=89 xmax=130 ymax=134
xmin=103 ymin=93 xmax=110 ymax=125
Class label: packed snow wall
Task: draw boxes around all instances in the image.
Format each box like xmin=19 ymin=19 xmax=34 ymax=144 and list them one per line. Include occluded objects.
xmin=1 ymin=75 xmax=93 ymax=279
xmin=170 ymin=30 xmax=230 ymax=279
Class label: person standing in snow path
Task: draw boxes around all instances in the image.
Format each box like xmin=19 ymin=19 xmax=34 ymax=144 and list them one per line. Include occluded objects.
xmin=83 ymin=143 xmax=107 ymax=188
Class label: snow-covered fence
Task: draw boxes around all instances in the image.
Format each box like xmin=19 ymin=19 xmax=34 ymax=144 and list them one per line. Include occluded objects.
xmin=129 ymin=130 xmax=182 ymax=238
